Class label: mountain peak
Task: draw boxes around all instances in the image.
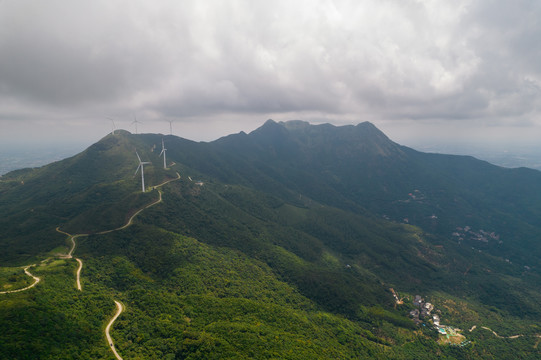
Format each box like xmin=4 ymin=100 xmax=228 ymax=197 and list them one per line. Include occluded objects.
xmin=355 ymin=121 xmax=389 ymax=137
xmin=249 ymin=118 xmax=288 ymax=139
xmin=246 ymin=119 xmax=400 ymax=158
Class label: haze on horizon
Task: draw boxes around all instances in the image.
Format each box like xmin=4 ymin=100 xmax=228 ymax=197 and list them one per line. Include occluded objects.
xmin=1 ymin=1 xmax=541 ymax=154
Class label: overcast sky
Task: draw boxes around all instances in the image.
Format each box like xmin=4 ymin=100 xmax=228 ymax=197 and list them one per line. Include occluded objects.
xmin=1 ymin=0 xmax=540 ymax=151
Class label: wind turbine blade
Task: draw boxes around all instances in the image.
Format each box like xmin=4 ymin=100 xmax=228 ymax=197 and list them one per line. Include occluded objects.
xmin=134 ymin=164 xmax=141 ymax=175
xmin=135 ymin=151 xmax=142 ymax=163
xmin=159 ymin=149 xmax=165 ymax=156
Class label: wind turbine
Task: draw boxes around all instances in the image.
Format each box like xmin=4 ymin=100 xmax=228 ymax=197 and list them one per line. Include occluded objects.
xmin=132 ymin=115 xmax=142 ymax=134
xmin=135 ymin=151 xmax=151 ymax=192
xmin=106 ymin=117 xmax=116 ymax=135
xmin=167 ymin=120 xmax=173 ymax=135
xmin=159 ymin=139 xmax=167 ymax=169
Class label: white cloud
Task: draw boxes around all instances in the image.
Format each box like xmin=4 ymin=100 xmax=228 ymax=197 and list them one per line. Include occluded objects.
xmin=0 ymin=0 xmax=540 ymax=146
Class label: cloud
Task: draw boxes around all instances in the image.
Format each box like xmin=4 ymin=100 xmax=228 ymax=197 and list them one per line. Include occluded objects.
xmin=0 ymin=1 xmax=175 ymax=108
xmin=0 ymin=0 xmax=540 ymax=144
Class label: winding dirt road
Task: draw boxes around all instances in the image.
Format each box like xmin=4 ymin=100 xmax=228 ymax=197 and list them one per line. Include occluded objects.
xmin=0 ymin=265 xmax=40 ymax=294
xmin=3 ymin=172 xmax=179 ymax=296
xmin=55 ymin=182 xmax=168 ymax=290
xmin=469 ymin=325 xmax=541 ymax=347
xmin=75 ymin=258 xmax=83 ymax=291
xmin=3 ymin=172 xmax=181 ymax=357
xmin=106 ymin=300 xmax=124 ymax=360
xmin=55 ymin=228 xmax=86 ymax=291
xmin=479 ymin=326 xmax=523 ymax=339
xmin=100 ymin=173 xmax=179 ymax=358
xmin=97 ymin=172 xmax=179 ymax=235
xmin=97 ymin=191 xmax=162 ymax=235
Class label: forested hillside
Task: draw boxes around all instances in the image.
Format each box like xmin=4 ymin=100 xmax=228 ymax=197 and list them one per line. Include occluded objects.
xmin=1 ymin=121 xmax=540 ymax=359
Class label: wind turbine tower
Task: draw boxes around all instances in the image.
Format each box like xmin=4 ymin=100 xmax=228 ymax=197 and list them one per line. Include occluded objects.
xmin=159 ymin=139 xmax=167 ymax=169
xmin=106 ymin=117 xmax=116 ymax=135
xmin=167 ymin=120 xmax=173 ymax=135
xmin=132 ymin=115 xmax=142 ymax=134
xmin=135 ymin=151 xmax=151 ymax=192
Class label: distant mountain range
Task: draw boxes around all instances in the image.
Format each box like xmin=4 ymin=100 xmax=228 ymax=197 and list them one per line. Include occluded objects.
xmin=411 ymin=142 xmax=541 ymax=171
xmin=0 ymin=144 xmax=88 ymax=175
xmin=1 ymin=120 xmax=540 ymax=359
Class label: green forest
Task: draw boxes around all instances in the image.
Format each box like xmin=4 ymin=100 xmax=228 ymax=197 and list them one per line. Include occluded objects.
xmin=1 ymin=122 xmax=540 ymax=359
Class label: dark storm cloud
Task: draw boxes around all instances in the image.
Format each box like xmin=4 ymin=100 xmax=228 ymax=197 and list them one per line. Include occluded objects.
xmin=0 ymin=0 xmax=540 ymax=143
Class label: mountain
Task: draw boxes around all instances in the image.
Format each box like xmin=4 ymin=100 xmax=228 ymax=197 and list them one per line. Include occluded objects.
xmin=224 ymin=121 xmax=541 ymax=260
xmin=1 ymin=121 xmax=540 ymax=359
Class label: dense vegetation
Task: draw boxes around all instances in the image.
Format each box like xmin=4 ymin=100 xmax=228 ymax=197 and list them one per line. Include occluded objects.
xmin=1 ymin=121 xmax=540 ymax=358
